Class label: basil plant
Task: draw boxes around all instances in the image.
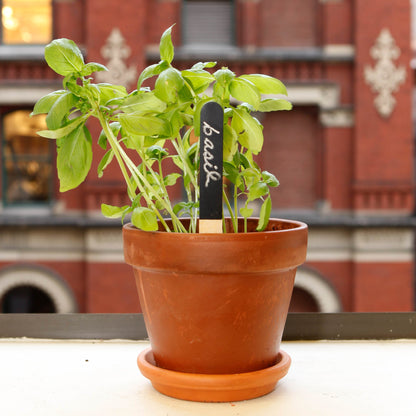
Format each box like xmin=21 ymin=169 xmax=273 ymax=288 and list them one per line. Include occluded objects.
xmin=32 ymin=26 xmax=292 ymax=233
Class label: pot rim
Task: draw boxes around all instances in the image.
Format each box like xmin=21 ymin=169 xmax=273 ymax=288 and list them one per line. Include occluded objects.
xmin=123 ymin=217 xmax=307 ymax=240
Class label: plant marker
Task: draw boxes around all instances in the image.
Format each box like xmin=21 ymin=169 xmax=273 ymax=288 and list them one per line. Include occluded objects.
xmin=199 ymin=101 xmax=224 ymax=233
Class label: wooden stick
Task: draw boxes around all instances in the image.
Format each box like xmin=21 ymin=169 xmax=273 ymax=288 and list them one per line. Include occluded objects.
xmin=199 ymin=219 xmax=222 ymax=234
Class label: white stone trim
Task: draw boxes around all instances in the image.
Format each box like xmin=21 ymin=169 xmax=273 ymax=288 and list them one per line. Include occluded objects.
xmin=320 ymin=108 xmax=354 ymax=127
xmin=306 ymin=227 xmax=414 ymax=263
xmin=323 ymin=44 xmax=355 ymax=59
xmin=0 ymin=86 xmax=58 ymax=105
xmin=283 ymin=83 xmax=340 ymax=110
xmin=294 ymin=268 xmax=342 ymax=312
xmin=0 ymin=266 xmax=78 ymax=313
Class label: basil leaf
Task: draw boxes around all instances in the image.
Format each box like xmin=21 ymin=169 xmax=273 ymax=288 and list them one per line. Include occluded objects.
xmin=137 ymin=61 xmax=170 ymax=88
xmin=97 ymin=149 xmax=114 ymax=178
xmin=154 ymin=67 xmax=184 ymax=104
xmin=256 ymin=196 xmax=272 ymax=231
xmin=101 ymin=203 xmax=130 ymax=219
xmin=119 ymin=113 xmax=170 ymax=137
xmin=247 ymin=182 xmax=268 ymax=202
xmin=258 ymin=99 xmax=293 ymax=112
xmin=240 ymin=74 xmax=288 ymax=95
xmin=45 ymin=38 xmax=84 ymax=76
xmin=159 ymin=25 xmax=175 ymax=64
xmin=120 ymin=92 xmax=166 ymax=115
xmin=46 ymin=92 xmax=78 ymax=130
xmin=230 ymin=78 xmax=261 ymax=110
xmin=131 ymin=207 xmax=158 ymax=231
xmin=57 ymin=125 xmax=92 ymax=192
xmin=31 ymin=90 xmax=66 ymax=116
xmin=231 ymin=108 xmax=264 ymax=154
xmin=37 ymin=116 xmax=86 ymax=139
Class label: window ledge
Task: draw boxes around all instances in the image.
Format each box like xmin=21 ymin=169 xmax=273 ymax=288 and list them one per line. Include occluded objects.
xmin=0 ymin=337 xmax=414 ymax=414
xmin=0 ymin=45 xmax=47 ymax=61
xmin=146 ymin=45 xmax=355 ymax=63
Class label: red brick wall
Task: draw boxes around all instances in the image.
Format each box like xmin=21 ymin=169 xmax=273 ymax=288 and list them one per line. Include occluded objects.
xmin=353 ymin=0 xmax=414 ymax=212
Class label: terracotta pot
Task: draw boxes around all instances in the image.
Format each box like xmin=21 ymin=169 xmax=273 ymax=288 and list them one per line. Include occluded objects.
xmin=123 ymin=218 xmax=307 ymax=377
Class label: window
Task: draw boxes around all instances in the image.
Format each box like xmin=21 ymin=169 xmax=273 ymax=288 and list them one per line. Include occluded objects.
xmin=1 ymin=109 xmax=53 ymax=206
xmin=1 ymin=0 xmax=52 ymax=44
xmin=182 ymin=0 xmax=234 ymax=47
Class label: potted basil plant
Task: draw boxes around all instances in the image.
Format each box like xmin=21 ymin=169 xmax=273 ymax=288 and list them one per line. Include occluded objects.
xmin=32 ymin=26 xmax=308 ymax=402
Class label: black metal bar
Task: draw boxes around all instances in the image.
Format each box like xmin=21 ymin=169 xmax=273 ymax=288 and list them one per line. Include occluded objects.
xmin=0 ymin=313 xmax=415 ymax=341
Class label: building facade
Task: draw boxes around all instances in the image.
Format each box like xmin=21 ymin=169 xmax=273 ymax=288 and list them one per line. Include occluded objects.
xmin=0 ymin=0 xmax=414 ymax=313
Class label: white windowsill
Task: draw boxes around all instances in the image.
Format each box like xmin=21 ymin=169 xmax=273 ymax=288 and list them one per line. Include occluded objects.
xmin=0 ymin=339 xmax=414 ymax=415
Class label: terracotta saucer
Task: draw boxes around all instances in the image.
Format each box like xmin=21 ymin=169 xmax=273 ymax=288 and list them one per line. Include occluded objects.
xmin=137 ymin=347 xmax=291 ymax=402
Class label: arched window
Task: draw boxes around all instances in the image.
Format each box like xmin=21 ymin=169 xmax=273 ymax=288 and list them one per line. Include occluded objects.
xmin=290 ymin=268 xmax=342 ymax=313
xmin=0 ymin=266 xmax=78 ymax=313
xmin=1 ymin=285 xmax=56 ymax=313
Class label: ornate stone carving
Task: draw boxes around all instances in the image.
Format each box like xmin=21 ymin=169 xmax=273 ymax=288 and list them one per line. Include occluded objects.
xmin=95 ymin=28 xmax=137 ymax=87
xmin=364 ymin=29 xmax=406 ymax=118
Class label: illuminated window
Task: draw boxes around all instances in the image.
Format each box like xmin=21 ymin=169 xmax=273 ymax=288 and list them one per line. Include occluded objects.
xmin=1 ymin=0 xmax=52 ymax=44
xmin=1 ymin=109 xmax=53 ymax=206
xmin=182 ymin=0 xmax=234 ymax=47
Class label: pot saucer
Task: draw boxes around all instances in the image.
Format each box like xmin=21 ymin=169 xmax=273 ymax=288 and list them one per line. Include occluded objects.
xmin=137 ymin=347 xmax=291 ymax=402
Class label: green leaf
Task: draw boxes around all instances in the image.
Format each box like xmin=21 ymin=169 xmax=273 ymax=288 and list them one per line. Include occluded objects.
xmin=241 ymin=168 xmax=261 ymax=189
xmin=131 ymin=207 xmax=158 ymax=231
xmin=119 ymin=113 xmax=170 ymax=137
xmin=231 ymin=108 xmax=264 ymax=154
xmin=146 ymin=145 xmax=168 ymax=160
xmin=262 ymin=171 xmax=279 ymax=187
xmin=213 ymin=68 xmax=235 ymax=101
xmin=191 ymin=61 xmax=217 ymax=70
xmin=44 ymin=38 xmax=85 ymax=76
xmin=31 ymin=90 xmax=66 ymax=116
xmin=97 ymin=83 xmax=127 ymax=106
xmin=256 ymin=196 xmax=272 ymax=231
xmin=57 ymin=125 xmax=92 ymax=192
xmin=137 ymin=61 xmax=170 ymax=88
xmin=164 ymin=173 xmax=181 ymax=187
xmin=223 ymin=161 xmax=242 ymax=188
xmin=97 ymin=149 xmax=114 ymax=178
xmin=159 ymin=25 xmax=175 ymax=64
xmin=101 ymin=203 xmax=130 ymax=219
xmin=223 ymin=124 xmax=238 ymax=162
xmin=258 ymin=99 xmax=292 ymax=112
xmin=230 ymin=78 xmax=261 ymax=110
xmin=240 ymin=207 xmax=253 ymax=218
xmin=154 ymin=67 xmax=184 ymax=104
xmin=81 ymin=62 xmax=108 ymax=76
xmin=120 ymin=92 xmax=166 ymax=115
xmin=46 ymin=92 xmax=78 ymax=130
xmin=37 ymin=116 xmax=86 ymax=139
xmin=247 ymin=182 xmax=269 ymax=202
xmin=240 ymin=74 xmax=288 ymax=95
xmin=182 ymin=69 xmax=215 ymax=94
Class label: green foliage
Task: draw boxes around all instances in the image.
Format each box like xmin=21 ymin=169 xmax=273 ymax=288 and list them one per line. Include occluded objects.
xmin=33 ymin=25 xmax=292 ymax=233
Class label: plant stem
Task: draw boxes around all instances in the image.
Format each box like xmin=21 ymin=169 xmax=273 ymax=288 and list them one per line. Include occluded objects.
xmin=223 ymin=188 xmax=236 ymax=233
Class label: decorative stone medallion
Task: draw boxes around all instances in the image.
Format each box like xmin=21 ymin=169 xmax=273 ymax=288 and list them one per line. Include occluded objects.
xmin=95 ymin=28 xmax=137 ymax=87
xmin=364 ymin=28 xmax=406 ymax=118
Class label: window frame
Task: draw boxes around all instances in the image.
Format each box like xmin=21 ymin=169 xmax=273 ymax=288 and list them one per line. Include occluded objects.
xmin=1 ymin=107 xmax=55 ymax=208
xmin=0 ymin=0 xmax=53 ymax=46
xmin=181 ymin=0 xmax=236 ymax=49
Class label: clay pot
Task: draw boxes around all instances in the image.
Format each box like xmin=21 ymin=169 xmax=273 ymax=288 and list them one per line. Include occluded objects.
xmin=123 ymin=218 xmax=307 ymax=400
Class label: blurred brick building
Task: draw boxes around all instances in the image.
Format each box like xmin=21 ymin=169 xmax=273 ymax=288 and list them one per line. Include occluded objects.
xmin=0 ymin=0 xmax=414 ymax=313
